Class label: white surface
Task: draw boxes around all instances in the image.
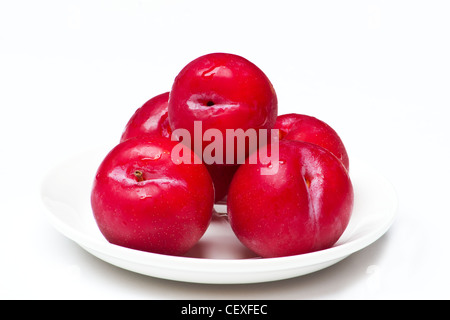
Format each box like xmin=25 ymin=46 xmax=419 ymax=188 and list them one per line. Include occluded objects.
xmin=41 ymin=149 xmax=397 ymax=284
xmin=1 ymin=0 xmax=449 ymax=299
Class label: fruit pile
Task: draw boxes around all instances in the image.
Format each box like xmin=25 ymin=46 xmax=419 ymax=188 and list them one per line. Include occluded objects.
xmin=91 ymin=53 xmax=354 ymax=258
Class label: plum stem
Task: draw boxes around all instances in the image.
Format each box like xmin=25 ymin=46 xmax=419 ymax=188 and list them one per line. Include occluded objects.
xmin=134 ymin=170 xmax=144 ymax=182
xmin=304 ymin=177 xmax=311 ymax=188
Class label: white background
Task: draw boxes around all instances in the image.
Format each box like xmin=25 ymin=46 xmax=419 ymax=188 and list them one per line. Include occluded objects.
xmin=1 ymin=0 xmax=449 ymax=299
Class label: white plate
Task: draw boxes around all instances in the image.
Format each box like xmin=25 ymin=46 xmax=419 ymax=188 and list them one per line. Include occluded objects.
xmin=41 ymin=148 xmax=398 ymax=284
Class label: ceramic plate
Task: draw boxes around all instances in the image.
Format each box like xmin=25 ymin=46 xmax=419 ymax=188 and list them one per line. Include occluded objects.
xmin=41 ymin=147 xmax=397 ymax=284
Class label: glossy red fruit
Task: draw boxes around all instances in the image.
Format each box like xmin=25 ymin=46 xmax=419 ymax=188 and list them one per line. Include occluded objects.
xmin=91 ymin=137 xmax=214 ymax=256
xmin=274 ymin=113 xmax=349 ymax=171
xmin=120 ymin=92 xmax=171 ymax=142
xmin=168 ymin=53 xmax=278 ymax=201
xmin=227 ymin=139 xmax=354 ymax=258
xmin=205 ymin=163 xmax=240 ymax=203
